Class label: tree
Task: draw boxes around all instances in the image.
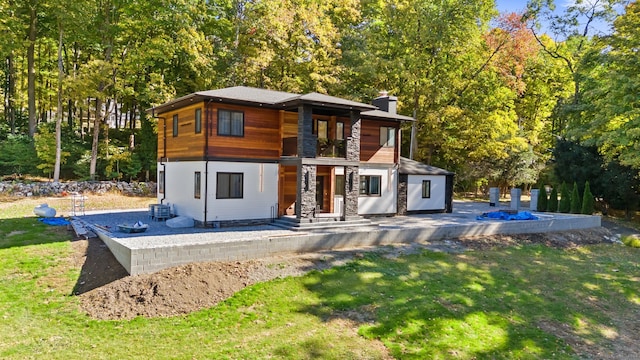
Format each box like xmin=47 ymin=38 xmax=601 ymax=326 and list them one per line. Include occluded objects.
xmin=581 ymin=181 xmax=595 ymax=214
xmin=559 ymin=182 xmax=571 ymax=213
xmin=548 ymin=186 xmax=558 ymax=212
xmin=536 ymin=180 xmax=548 ymax=212
xmin=570 ymin=181 xmax=582 ymax=213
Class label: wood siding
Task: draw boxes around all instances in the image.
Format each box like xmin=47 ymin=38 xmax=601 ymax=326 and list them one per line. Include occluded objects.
xmin=360 ymin=119 xmax=399 ymax=164
xmin=206 ymin=103 xmax=281 ymax=160
xmin=278 ymin=165 xmax=298 ymax=215
xmin=157 ymin=102 xmax=206 ymax=160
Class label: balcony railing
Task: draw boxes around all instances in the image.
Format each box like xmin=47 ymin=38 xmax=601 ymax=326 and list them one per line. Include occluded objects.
xmin=317 ymin=138 xmax=346 ymax=158
xmin=281 ymin=137 xmax=346 ymax=158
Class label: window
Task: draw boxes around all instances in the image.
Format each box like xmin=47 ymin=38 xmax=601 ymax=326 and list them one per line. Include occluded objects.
xmin=195 ymin=108 xmax=202 ymax=134
xmin=172 ymin=115 xmax=178 ymax=137
xmin=317 ymin=120 xmax=328 ymax=139
xmin=359 ymin=175 xmax=381 ymax=196
xmin=159 ymin=171 xmax=165 ymax=194
xmin=194 ymin=172 xmax=201 ymax=199
xmin=218 ymin=109 xmax=244 ymax=136
xmin=336 ymin=122 xmax=344 ymax=140
xmin=422 ymin=180 xmax=431 ymax=198
xmin=335 ymin=175 xmax=345 ymax=196
xmin=216 ymin=172 xmax=243 ymax=199
xmin=380 ymin=126 xmax=395 ymax=147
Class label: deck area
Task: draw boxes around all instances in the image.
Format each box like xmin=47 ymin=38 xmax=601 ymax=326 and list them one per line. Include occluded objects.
xmin=78 ymin=201 xmax=602 ymax=275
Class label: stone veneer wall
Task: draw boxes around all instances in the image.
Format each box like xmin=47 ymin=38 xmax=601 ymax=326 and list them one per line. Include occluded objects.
xmin=397 ymin=174 xmax=408 ymax=215
xmin=0 ymin=181 xmax=156 ymax=197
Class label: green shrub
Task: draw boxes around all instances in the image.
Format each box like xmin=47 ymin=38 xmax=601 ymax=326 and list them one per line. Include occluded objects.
xmin=622 ymin=235 xmax=640 ymax=248
xmin=581 ymin=181 xmax=595 ymax=215
xmin=570 ymin=181 xmax=582 ymax=214
xmin=548 ymin=187 xmax=559 ymax=212
xmin=559 ymin=182 xmax=571 ymax=213
xmin=536 ymin=184 xmax=548 ymax=212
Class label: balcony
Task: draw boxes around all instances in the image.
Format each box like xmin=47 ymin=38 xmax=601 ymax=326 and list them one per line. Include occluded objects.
xmin=317 ymin=138 xmax=346 ymax=158
xmin=282 ymin=137 xmax=346 ymax=158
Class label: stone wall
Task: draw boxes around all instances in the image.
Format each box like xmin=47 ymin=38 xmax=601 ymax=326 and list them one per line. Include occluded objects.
xmin=0 ymin=181 xmax=157 ymax=197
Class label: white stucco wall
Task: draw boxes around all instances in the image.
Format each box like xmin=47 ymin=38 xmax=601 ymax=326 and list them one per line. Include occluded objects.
xmin=407 ymin=175 xmax=446 ymax=211
xmin=205 ymin=162 xmax=279 ymax=222
xmin=158 ymin=161 xmax=206 ymax=221
xmin=358 ymin=167 xmax=398 ymax=215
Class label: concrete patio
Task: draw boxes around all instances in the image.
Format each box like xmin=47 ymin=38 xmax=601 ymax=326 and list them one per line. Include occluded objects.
xmin=79 ymin=201 xmax=602 ymax=275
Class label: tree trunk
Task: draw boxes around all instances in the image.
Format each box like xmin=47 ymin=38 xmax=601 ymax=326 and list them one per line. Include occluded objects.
xmin=6 ymin=53 xmax=15 ymax=134
xmin=53 ymin=25 xmax=64 ymax=182
xmin=27 ymin=6 xmax=37 ymax=137
xmin=90 ymin=98 xmax=100 ymax=180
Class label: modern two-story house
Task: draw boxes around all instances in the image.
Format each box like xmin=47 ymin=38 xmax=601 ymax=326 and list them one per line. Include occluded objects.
xmin=150 ymin=86 xmax=453 ymax=227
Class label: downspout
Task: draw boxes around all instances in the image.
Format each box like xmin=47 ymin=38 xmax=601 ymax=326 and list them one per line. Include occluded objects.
xmin=152 ymin=108 xmax=167 ymax=204
xmin=204 ymin=99 xmax=213 ymax=227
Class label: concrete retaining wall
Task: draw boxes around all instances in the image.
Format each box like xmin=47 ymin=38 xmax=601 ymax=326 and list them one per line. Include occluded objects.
xmin=112 ymin=214 xmax=601 ymax=275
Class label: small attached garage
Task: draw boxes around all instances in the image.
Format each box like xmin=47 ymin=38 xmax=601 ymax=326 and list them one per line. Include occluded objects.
xmin=397 ymin=157 xmax=454 ymax=214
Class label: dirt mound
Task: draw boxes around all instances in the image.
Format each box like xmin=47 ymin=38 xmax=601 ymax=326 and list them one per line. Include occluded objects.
xmin=75 ymin=227 xmax=620 ymax=320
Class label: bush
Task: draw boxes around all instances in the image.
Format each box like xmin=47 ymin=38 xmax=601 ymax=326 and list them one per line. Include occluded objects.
xmin=548 ymin=187 xmax=559 ymax=212
xmin=559 ymin=182 xmax=571 ymax=213
xmin=570 ymin=181 xmax=582 ymax=214
xmin=581 ymin=181 xmax=595 ymax=215
xmin=622 ymin=235 xmax=640 ymax=248
xmin=536 ymin=183 xmax=548 ymax=212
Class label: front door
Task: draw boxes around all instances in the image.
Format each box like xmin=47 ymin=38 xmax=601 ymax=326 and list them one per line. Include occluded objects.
xmin=316 ymin=176 xmax=324 ymax=210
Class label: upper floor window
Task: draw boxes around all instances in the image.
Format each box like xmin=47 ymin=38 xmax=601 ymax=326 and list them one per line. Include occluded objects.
xmin=336 ymin=122 xmax=344 ymax=140
xmin=195 ymin=108 xmax=202 ymax=134
xmin=218 ymin=109 xmax=244 ymax=137
xmin=172 ymin=114 xmax=178 ymax=137
xmin=194 ymin=172 xmax=201 ymax=199
xmin=422 ymin=180 xmax=431 ymax=198
xmin=217 ymin=172 xmax=244 ymax=199
xmin=359 ymin=175 xmax=381 ymax=196
xmin=317 ymin=120 xmax=328 ymax=139
xmin=380 ymin=126 xmax=395 ymax=147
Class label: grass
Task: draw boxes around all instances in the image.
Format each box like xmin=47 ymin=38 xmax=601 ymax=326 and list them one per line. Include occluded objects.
xmin=0 ymin=193 xmax=155 ymax=219
xmin=1 ymin=196 xmax=639 ymax=359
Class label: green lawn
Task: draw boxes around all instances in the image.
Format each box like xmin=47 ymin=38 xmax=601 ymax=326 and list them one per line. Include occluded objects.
xmin=1 ymin=214 xmax=638 ymax=359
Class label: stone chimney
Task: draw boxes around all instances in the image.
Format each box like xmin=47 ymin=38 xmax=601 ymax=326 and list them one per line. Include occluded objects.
xmin=372 ymin=90 xmax=397 ymax=114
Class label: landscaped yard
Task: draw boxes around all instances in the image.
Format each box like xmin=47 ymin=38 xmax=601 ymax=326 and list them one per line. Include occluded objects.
xmin=1 ymin=196 xmax=639 ymax=359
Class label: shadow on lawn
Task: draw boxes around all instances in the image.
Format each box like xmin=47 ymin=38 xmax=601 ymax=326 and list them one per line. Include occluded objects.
xmin=0 ymin=217 xmax=70 ymax=249
xmin=300 ymin=246 xmax=640 ymax=359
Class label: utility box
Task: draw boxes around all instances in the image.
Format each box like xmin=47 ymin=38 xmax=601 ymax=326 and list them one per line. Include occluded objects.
xmin=530 ymin=189 xmax=540 ymax=211
xmin=489 ymin=187 xmax=500 ymax=206
xmin=510 ymin=188 xmax=522 ymax=210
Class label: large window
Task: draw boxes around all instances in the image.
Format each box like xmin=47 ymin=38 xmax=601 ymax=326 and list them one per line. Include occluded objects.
xmin=335 ymin=175 xmax=345 ymax=196
xmin=194 ymin=172 xmax=201 ymax=199
xmin=359 ymin=175 xmax=381 ymax=196
xmin=380 ymin=126 xmax=395 ymax=147
xmin=422 ymin=180 xmax=431 ymax=198
xmin=218 ymin=109 xmax=244 ymax=136
xmin=172 ymin=114 xmax=178 ymax=137
xmin=159 ymin=171 xmax=165 ymax=194
xmin=336 ymin=122 xmax=344 ymax=140
xmin=216 ymin=172 xmax=243 ymax=199
xmin=195 ymin=108 xmax=202 ymax=134
xmin=317 ymin=120 xmax=328 ymax=139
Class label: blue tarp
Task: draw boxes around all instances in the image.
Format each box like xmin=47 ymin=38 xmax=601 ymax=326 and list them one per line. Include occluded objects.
xmin=476 ymin=211 xmax=539 ymax=221
xmin=38 ymin=217 xmax=70 ymax=226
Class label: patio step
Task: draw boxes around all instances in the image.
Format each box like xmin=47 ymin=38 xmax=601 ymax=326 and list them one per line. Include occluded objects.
xmin=270 ymin=216 xmax=378 ymax=232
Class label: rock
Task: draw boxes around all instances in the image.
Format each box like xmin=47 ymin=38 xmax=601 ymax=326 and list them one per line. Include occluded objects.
xmin=166 ymin=216 xmax=195 ymax=228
